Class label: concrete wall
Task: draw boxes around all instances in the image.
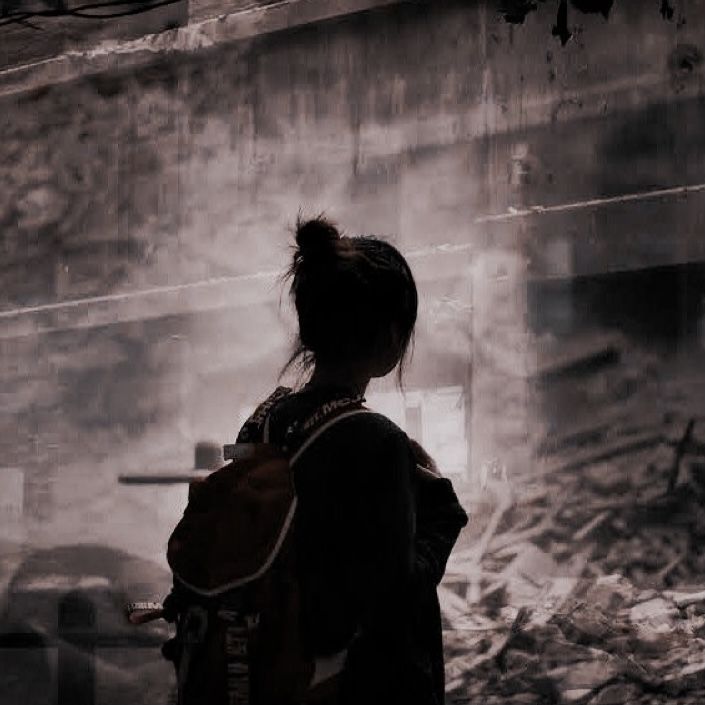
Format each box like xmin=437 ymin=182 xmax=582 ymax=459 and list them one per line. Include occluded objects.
xmin=3 ymin=0 xmax=704 ymax=318
xmin=1 ymin=0 xmax=705 ymax=558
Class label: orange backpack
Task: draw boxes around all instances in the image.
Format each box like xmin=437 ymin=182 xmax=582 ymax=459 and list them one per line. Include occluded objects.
xmin=165 ymin=387 xmax=368 ymax=705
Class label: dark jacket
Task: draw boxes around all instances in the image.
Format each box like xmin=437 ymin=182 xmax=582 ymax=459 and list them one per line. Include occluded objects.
xmin=247 ymin=385 xmax=469 ymax=705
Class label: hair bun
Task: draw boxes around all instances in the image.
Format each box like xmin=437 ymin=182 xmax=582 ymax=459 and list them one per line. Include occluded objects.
xmin=296 ymin=217 xmax=340 ymax=262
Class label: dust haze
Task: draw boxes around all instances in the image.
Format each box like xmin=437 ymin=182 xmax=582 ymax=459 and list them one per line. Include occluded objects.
xmin=2 ymin=1 xmax=705 ymax=703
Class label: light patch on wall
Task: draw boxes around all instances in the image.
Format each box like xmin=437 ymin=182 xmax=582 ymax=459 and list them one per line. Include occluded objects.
xmin=365 ymin=390 xmax=406 ymax=429
xmin=117 ymin=484 xmax=190 ymax=565
xmin=422 ymin=386 xmax=467 ymax=477
xmin=366 ymin=386 xmax=467 ymax=478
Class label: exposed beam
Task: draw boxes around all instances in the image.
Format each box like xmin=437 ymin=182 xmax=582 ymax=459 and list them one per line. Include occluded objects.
xmin=0 ymin=0 xmax=189 ymax=76
xmin=0 ymin=0 xmax=407 ymax=98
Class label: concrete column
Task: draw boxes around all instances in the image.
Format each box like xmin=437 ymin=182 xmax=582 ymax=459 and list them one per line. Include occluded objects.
xmin=469 ymin=25 xmax=538 ymax=486
xmin=469 ymin=247 xmax=535 ymax=486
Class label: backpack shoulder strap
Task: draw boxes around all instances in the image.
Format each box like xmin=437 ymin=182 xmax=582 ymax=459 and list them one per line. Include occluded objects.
xmin=231 ymin=388 xmax=371 ymax=463
xmin=236 ymin=386 xmax=292 ymax=444
xmin=289 ymin=407 xmax=371 ymax=467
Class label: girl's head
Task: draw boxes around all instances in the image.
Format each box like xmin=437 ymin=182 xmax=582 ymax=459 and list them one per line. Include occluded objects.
xmin=281 ymin=215 xmax=418 ymax=387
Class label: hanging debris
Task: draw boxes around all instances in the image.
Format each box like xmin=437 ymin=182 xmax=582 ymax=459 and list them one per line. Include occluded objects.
xmin=498 ymin=0 xmax=539 ymax=24
xmin=552 ymin=0 xmax=572 ymax=45
xmin=570 ymin=0 xmax=614 ymax=18
xmin=660 ymin=0 xmax=675 ymax=20
xmin=496 ymin=0 xmax=680 ymax=44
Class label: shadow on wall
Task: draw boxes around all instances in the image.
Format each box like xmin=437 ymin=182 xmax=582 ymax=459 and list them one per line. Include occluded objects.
xmin=528 ymin=262 xmax=705 ymax=351
xmin=0 ymin=544 xmax=172 ymax=705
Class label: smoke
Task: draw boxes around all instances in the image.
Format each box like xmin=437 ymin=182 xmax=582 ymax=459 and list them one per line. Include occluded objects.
xmin=2 ymin=0 xmax=703 ymax=589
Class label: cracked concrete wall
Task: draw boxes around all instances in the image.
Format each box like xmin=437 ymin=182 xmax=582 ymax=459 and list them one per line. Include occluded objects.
xmin=1 ymin=0 xmax=704 ymax=555
xmin=2 ymin=1 xmax=703 ymax=310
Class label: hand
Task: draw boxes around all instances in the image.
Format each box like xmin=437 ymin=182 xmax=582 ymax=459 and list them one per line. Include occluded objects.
xmin=408 ymin=437 xmax=441 ymax=477
xmin=125 ymin=602 xmax=164 ymax=625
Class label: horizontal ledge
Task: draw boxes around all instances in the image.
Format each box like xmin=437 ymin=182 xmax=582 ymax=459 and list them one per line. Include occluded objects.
xmin=118 ymin=473 xmax=210 ymax=483
xmin=475 ymin=182 xmax=705 ymax=224
xmin=1 ymin=181 xmax=704 ymax=339
xmin=0 ymin=254 xmax=467 ymax=339
xmin=3 ymin=247 xmax=705 ymax=340
xmin=0 ymin=270 xmax=281 ymax=339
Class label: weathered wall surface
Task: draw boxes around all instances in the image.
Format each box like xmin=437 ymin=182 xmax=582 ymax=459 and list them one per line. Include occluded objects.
xmin=3 ymin=0 xmax=704 ymax=315
xmin=1 ymin=0 xmax=705 ymax=557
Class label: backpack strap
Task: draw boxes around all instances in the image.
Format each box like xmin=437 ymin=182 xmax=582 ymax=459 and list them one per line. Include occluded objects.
xmin=234 ymin=386 xmax=369 ymax=453
xmin=278 ymin=391 xmax=367 ymax=455
xmin=234 ymin=386 xmax=292 ymax=444
xmin=289 ymin=407 xmax=371 ymax=467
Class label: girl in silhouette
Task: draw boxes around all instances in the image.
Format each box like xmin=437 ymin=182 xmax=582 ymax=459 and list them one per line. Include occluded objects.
xmin=250 ymin=215 xmax=468 ymax=705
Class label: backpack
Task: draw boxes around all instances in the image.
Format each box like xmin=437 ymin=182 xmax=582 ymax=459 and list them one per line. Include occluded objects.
xmin=163 ymin=386 xmax=369 ymax=705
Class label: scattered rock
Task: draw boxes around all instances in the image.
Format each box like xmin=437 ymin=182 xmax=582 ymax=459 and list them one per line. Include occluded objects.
xmin=443 ymin=339 xmax=705 ymax=702
xmin=584 ymin=573 xmax=636 ymax=611
xmin=588 ymin=682 xmax=641 ymax=705
xmin=630 ymin=597 xmax=679 ymax=632
xmin=582 ymin=463 xmax=633 ymax=495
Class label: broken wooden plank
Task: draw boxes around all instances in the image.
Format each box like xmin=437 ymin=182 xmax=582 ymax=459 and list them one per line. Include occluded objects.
xmin=533 ymin=331 xmax=624 ymax=382
xmin=663 ymin=589 xmax=705 ymax=608
xmin=465 ymin=489 xmax=514 ymax=603
xmin=537 ymin=432 xmax=662 ymax=478
xmin=573 ymin=510 xmax=612 ymax=542
xmin=487 ymin=514 xmax=556 ymax=555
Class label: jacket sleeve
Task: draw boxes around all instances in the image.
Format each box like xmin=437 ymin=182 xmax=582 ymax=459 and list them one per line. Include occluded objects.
xmin=410 ymin=456 xmax=470 ymax=588
xmin=347 ymin=427 xmax=467 ymax=702
xmin=345 ymin=426 xmax=437 ymax=702
xmin=352 ymin=428 xmax=469 ymax=622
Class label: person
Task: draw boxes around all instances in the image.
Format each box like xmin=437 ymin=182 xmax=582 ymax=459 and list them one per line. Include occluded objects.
xmin=242 ymin=215 xmax=469 ymax=705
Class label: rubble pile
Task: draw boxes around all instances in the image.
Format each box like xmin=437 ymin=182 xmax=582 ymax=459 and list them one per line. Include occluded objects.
xmin=443 ymin=332 xmax=705 ymax=704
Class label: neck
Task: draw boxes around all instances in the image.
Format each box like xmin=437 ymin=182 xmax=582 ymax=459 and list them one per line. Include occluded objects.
xmin=306 ymin=363 xmax=371 ymax=397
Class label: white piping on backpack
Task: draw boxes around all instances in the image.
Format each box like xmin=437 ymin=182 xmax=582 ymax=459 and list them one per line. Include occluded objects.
xmin=311 ymin=648 xmax=348 ymax=688
xmin=263 ymin=412 xmax=272 ymax=444
xmin=173 ymin=408 xmax=370 ymax=598
xmin=288 ymin=408 xmax=369 ymax=465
